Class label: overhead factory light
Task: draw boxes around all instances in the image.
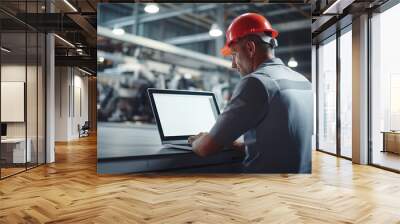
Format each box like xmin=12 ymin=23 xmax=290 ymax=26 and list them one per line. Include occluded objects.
xmin=209 ymin=23 xmax=223 ymax=37
xmin=63 ymin=0 xmax=78 ymax=12
xmin=98 ymin=56 xmax=105 ymax=63
xmin=112 ymin=27 xmax=125 ymax=36
xmin=1 ymin=47 xmax=11 ymax=53
xmin=144 ymin=3 xmax=159 ymax=14
xmin=288 ymin=57 xmax=298 ymax=68
xmin=54 ymin=34 xmax=75 ymax=48
xmin=184 ymin=73 xmax=192 ymax=79
xmin=76 ymin=48 xmax=84 ymax=55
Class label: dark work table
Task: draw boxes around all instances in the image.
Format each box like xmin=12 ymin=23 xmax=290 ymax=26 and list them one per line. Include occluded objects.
xmin=97 ymin=122 xmax=244 ymax=174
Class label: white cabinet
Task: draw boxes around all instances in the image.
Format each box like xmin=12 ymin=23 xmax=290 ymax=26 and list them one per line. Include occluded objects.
xmin=1 ymin=138 xmax=32 ymax=163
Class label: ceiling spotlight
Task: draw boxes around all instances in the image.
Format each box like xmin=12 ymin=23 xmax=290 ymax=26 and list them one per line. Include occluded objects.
xmin=288 ymin=57 xmax=298 ymax=68
xmin=144 ymin=3 xmax=159 ymax=14
xmin=41 ymin=5 xmax=46 ymax=10
xmin=76 ymin=48 xmax=83 ymax=52
xmin=1 ymin=47 xmax=11 ymax=53
xmin=98 ymin=56 xmax=105 ymax=63
xmin=209 ymin=23 xmax=223 ymax=37
xmin=112 ymin=27 xmax=125 ymax=36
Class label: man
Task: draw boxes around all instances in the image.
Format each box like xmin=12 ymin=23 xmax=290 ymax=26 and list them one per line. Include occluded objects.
xmin=188 ymin=13 xmax=313 ymax=173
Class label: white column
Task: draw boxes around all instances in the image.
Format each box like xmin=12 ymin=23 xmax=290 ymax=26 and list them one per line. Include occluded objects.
xmin=45 ymin=1 xmax=56 ymax=163
xmin=46 ymin=33 xmax=55 ymax=163
xmin=312 ymin=45 xmax=317 ymax=150
xmin=352 ymin=14 xmax=369 ymax=164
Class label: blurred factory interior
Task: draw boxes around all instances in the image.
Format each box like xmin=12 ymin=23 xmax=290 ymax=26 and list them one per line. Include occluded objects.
xmin=97 ymin=3 xmax=311 ymax=123
xmin=2 ymin=1 xmax=400 ymax=223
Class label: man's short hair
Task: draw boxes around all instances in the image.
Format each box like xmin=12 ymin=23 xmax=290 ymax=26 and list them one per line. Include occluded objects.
xmin=241 ymin=34 xmax=275 ymax=56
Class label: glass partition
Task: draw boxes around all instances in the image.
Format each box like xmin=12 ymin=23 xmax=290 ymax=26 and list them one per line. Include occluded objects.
xmin=27 ymin=31 xmax=38 ymax=169
xmin=38 ymin=31 xmax=45 ymax=165
xmin=0 ymin=24 xmax=28 ymax=178
xmin=0 ymin=1 xmax=46 ymax=179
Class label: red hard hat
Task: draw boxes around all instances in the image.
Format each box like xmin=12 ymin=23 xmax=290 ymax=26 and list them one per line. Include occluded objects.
xmin=220 ymin=13 xmax=279 ymax=56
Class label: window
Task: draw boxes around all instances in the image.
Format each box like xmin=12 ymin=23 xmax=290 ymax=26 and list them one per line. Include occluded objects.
xmin=371 ymin=2 xmax=400 ymax=171
xmin=318 ymin=37 xmax=337 ymax=154
xmin=340 ymin=28 xmax=352 ymax=158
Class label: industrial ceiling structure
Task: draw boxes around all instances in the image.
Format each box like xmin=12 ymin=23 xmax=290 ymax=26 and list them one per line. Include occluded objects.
xmin=0 ymin=0 xmax=390 ymax=78
xmin=98 ymin=3 xmax=312 ymax=79
xmin=0 ymin=0 xmax=98 ymax=74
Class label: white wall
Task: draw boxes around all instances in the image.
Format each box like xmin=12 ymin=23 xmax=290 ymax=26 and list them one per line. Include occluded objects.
xmin=1 ymin=65 xmax=39 ymax=137
xmin=1 ymin=65 xmax=26 ymax=139
xmin=1 ymin=63 xmax=46 ymax=164
xmin=55 ymin=67 xmax=69 ymax=141
xmin=55 ymin=67 xmax=89 ymax=141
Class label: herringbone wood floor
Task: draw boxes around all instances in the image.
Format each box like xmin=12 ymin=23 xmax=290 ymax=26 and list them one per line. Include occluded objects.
xmin=1 ymin=135 xmax=400 ymax=224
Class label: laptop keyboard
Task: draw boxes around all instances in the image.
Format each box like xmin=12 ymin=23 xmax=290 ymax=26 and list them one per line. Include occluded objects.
xmin=164 ymin=144 xmax=192 ymax=151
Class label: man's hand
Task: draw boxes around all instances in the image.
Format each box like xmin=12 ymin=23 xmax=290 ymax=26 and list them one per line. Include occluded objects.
xmin=188 ymin=132 xmax=207 ymax=145
xmin=188 ymin=132 xmax=221 ymax=157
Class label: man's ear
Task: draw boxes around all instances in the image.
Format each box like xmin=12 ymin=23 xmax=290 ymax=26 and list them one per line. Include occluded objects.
xmin=246 ymin=40 xmax=256 ymax=58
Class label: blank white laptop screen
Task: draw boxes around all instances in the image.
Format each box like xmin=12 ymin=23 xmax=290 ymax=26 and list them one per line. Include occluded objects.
xmin=152 ymin=93 xmax=218 ymax=137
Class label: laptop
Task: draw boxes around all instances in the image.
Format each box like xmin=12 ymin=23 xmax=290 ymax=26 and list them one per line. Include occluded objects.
xmin=147 ymin=88 xmax=220 ymax=150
